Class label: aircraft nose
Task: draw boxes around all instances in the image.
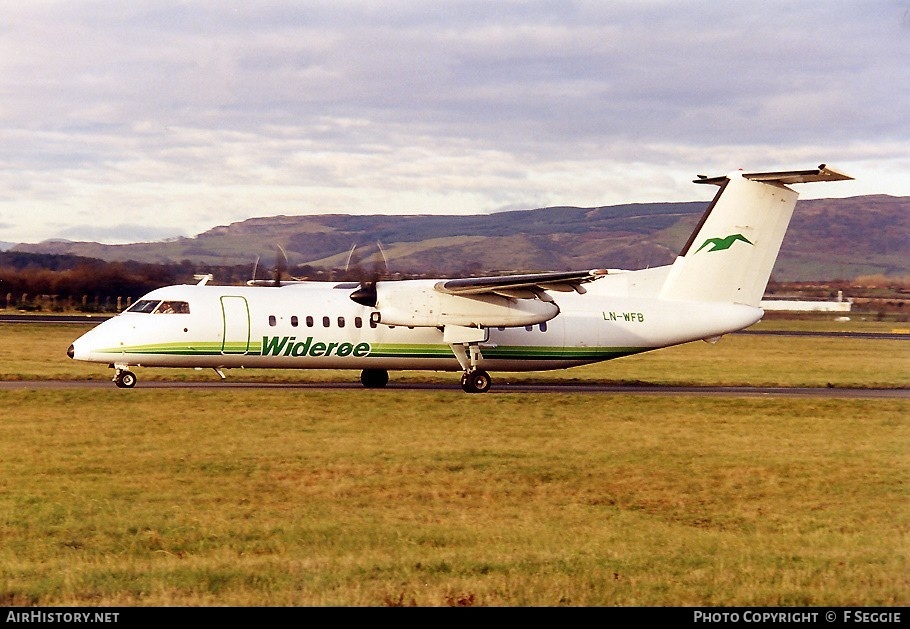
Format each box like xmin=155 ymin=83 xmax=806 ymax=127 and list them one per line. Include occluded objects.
xmin=67 ymin=344 xmax=75 ymax=359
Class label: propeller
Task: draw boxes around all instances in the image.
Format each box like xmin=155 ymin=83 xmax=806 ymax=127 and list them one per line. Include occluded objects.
xmin=251 ymin=255 xmax=261 ymax=282
xmin=249 ymin=244 xmax=296 ymax=286
xmin=347 ymin=241 xmax=389 ymax=307
xmin=349 ymin=282 xmax=377 ymax=307
xmin=272 ymin=244 xmax=289 ymax=286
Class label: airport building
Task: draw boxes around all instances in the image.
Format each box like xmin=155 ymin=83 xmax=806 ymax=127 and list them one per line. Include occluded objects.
xmin=760 ymin=290 xmax=852 ymax=312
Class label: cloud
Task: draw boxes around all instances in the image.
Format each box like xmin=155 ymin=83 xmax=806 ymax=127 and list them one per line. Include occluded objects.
xmin=0 ymin=1 xmax=906 ymax=244
xmin=55 ymin=224 xmax=188 ymax=245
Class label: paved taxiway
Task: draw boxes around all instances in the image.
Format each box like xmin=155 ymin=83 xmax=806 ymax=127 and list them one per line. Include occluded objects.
xmin=0 ymin=379 xmax=905 ymax=399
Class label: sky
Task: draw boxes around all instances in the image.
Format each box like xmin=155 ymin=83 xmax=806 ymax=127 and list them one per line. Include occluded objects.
xmin=1 ymin=1 xmax=908 ymax=245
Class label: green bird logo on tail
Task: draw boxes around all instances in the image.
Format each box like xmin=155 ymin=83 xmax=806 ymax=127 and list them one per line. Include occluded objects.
xmin=695 ymin=233 xmax=753 ymax=253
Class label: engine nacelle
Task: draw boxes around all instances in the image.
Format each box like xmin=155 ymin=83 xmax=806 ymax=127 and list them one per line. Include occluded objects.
xmin=373 ymin=280 xmax=558 ymax=328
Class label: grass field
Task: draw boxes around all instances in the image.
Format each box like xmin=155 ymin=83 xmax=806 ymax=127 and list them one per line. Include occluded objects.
xmin=2 ymin=319 xmax=909 ymax=389
xmin=0 ymin=321 xmax=907 ymax=606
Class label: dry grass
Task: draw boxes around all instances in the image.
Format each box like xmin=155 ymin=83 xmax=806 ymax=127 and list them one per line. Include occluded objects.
xmin=0 ymin=321 xmax=906 ymax=606
xmin=0 ymin=389 xmax=906 ymax=606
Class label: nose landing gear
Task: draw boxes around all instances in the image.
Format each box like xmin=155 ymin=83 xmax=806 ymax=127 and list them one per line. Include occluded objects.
xmin=113 ymin=367 xmax=137 ymax=388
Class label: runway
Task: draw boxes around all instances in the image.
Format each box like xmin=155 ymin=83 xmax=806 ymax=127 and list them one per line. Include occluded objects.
xmin=0 ymin=379 xmax=906 ymax=398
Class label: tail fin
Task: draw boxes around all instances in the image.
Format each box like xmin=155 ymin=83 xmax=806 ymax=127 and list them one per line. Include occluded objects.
xmin=658 ymin=164 xmax=852 ymax=306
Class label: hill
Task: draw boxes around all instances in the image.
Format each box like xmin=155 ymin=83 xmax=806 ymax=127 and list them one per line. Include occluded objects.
xmin=11 ymin=195 xmax=908 ymax=281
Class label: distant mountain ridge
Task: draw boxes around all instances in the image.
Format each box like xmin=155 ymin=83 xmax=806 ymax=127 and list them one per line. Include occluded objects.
xmin=11 ymin=195 xmax=909 ymax=281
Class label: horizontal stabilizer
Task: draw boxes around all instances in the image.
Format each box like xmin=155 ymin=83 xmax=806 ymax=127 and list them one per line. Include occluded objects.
xmin=694 ymin=164 xmax=853 ymax=186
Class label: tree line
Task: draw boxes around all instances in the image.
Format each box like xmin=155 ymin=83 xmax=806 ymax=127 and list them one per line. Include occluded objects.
xmin=0 ymin=251 xmax=406 ymax=313
xmin=5 ymin=250 xmax=906 ymax=315
xmin=0 ymin=252 xmax=241 ymax=313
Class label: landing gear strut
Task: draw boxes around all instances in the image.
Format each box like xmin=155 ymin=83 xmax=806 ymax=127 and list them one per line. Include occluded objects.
xmin=461 ymin=369 xmax=492 ymax=394
xmin=113 ymin=368 xmax=137 ymax=388
xmin=444 ymin=326 xmax=493 ymax=394
xmin=360 ymin=368 xmax=389 ymax=388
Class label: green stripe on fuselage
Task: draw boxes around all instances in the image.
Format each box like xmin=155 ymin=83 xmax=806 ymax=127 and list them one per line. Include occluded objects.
xmin=96 ymin=341 xmax=645 ymax=362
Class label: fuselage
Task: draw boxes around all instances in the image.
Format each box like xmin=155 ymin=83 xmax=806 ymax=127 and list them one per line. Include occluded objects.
xmin=68 ymin=278 xmax=763 ymax=374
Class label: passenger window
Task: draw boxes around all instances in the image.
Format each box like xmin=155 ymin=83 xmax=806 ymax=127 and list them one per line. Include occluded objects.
xmin=322 ymin=316 xmax=330 ymax=327
xmin=338 ymin=317 xmax=345 ymax=328
xmin=269 ymin=315 xmax=277 ymax=326
xmin=306 ymin=316 xmax=314 ymax=327
xmin=291 ymin=316 xmax=298 ymax=327
xmin=355 ymin=317 xmax=362 ymax=328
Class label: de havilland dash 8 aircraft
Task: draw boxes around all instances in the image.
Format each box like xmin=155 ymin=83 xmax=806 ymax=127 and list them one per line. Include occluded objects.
xmin=68 ymin=164 xmax=852 ymax=393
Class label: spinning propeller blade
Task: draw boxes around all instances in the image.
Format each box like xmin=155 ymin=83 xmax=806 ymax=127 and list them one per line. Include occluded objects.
xmin=347 ymin=241 xmax=389 ymax=307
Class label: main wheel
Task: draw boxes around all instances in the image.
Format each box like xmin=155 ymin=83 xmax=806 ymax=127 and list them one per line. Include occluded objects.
xmin=461 ymin=369 xmax=492 ymax=394
xmin=115 ymin=370 xmax=137 ymax=388
xmin=360 ymin=369 xmax=389 ymax=388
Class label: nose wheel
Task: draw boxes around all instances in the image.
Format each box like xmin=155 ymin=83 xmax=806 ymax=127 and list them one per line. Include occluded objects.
xmin=461 ymin=369 xmax=492 ymax=394
xmin=113 ymin=369 xmax=137 ymax=388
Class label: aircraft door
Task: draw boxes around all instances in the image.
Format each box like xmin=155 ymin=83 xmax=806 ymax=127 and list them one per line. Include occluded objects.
xmin=221 ymin=296 xmax=251 ymax=354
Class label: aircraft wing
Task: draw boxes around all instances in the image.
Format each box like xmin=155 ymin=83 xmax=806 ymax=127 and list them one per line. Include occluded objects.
xmin=434 ymin=269 xmax=607 ymax=300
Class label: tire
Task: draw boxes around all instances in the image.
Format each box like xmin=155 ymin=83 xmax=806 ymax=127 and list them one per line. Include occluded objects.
xmin=360 ymin=369 xmax=389 ymax=388
xmin=116 ymin=370 xmax=137 ymax=389
xmin=461 ymin=370 xmax=492 ymax=394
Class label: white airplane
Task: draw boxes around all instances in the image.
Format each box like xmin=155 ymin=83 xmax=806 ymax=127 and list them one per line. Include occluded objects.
xmin=68 ymin=164 xmax=852 ymax=392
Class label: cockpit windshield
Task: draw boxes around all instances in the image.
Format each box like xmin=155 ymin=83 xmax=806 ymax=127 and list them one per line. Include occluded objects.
xmin=155 ymin=301 xmax=190 ymax=314
xmin=126 ymin=299 xmax=190 ymax=314
xmin=127 ymin=300 xmax=160 ymax=313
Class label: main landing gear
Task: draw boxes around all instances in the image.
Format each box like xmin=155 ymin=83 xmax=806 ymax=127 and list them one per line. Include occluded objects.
xmin=358 ymin=367 xmax=492 ymax=393
xmin=360 ymin=368 xmax=389 ymax=388
xmin=113 ymin=367 xmax=137 ymax=388
xmin=461 ymin=369 xmax=492 ymax=394
xmin=449 ymin=335 xmax=493 ymax=393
